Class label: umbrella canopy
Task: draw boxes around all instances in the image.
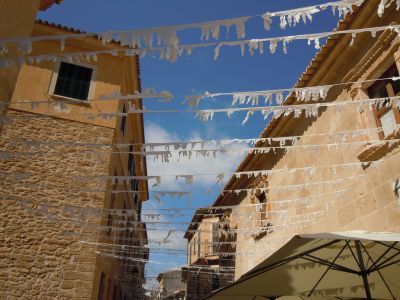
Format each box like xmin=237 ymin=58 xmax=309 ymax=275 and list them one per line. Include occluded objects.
xmin=208 ymin=231 xmax=400 ymax=300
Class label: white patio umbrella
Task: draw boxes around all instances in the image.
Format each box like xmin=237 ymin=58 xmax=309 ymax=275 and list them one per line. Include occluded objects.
xmin=208 ymin=231 xmax=400 ymax=300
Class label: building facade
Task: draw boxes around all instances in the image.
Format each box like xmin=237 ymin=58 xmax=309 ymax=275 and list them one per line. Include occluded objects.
xmin=183 ymin=211 xmax=235 ymax=300
xmin=186 ymin=0 xmax=400 ymax=296
xmin=0 ymin=20 xmax=148 ymax=299
xmin=155 ymin=269 xmax=185 ymax=300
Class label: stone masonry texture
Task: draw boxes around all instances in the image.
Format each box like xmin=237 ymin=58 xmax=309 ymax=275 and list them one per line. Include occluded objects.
xmin=0 ymin=109 xmax=114 ymax=299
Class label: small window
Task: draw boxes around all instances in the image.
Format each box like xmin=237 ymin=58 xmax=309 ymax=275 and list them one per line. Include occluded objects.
xmin=258 ymin=193 xmax=273 ymax=230
xmin=120 ymin=106 xmax=127 ymax=134
xmin=107 ymin=172 xmax=118 ymax=236
xmin=137 ymin=201 xmax=142 ymax=221
xmin=54 ymin=62 xmax=93 ymax=100
xmin=212 ymin=272 xmax=220 ymax=290
xmin=252 ymin=191 xmax=273 ymax=240
xmin=193 ymin=234 xmax=201 ymax=256
xmin=394 ymin=179 xmax=400 ymax=201
xmin=212 ymin=223 xmax=219 ymax=255
xmin=134 ymin=193 xmax=139 ymax=210
xmin=107 ymin=194 xmax=115 ymax=237
xmin=128 ymin=145 xmax=137 ymax=192
xmin=368 ymin=64 xmax=400 ymax=139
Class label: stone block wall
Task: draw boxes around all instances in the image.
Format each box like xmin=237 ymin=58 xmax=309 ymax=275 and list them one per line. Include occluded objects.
xmin=184 ymin=266 xmax=234 ymax=300
xmin=0 ymin=109 xmax=114 ymax=299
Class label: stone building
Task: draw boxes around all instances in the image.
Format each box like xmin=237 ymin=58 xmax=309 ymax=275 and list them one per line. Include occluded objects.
xmin=155 ymin=269 xmax=185 ymax=300
xmin=186 ymin=0 xmax=400 ymax=296
xmin=0 ymin=20 xmax=149 ymax=299
xmin=183 ymin=210 xmax=235 ymax=300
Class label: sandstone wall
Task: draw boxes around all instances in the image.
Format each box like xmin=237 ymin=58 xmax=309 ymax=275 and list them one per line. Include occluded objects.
xmin=231 ymin=20 xmax=400 ymax=279
xmin=0 ymin=109 xmax=114 ymax=299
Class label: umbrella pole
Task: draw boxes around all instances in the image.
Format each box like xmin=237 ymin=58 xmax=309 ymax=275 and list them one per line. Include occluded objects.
xmin=355 ymin=241 xmax=372 ymax=300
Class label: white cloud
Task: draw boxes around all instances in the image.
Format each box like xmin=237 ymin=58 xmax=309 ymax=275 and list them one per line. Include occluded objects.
xmin=144 ymin=121 xmax=246 ymax=191
xmin=145 ymin=122 xmax=180 ymax=143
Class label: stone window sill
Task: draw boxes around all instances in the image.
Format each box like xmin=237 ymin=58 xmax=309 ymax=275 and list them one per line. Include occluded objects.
xmin=357 ymin=130 xmax=400 ymax=166
xmin=49 ymin=93 xmax=92 ymax=106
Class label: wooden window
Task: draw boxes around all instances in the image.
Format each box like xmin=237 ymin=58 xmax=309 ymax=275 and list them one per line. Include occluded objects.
xmin=192 ymin=234 xmax=201 ymax=257
xmin=106 ymin=279 xmax=112 ymax=300
xmin=137 ymin=201 xmax=142 ymax=221
xmin=197 ymin=233 xmax=201 ymax=257
xmin=368 ymin=64 xmax=400 ymax=139
xmin=107 ymin=172 xmax=118 ymax=236
xmin=112 ymin=285 xmax=118 ymax=300
xmin=53 ymin=62 xmax=93 ymax=100
xmin=212 ymin=271 xmax=220 ymax=290
xmin=128 ymin=145 xmax=138 ymax=192
xmin=212 ymin=223 xmax=219 ymax=255
xmin=98 ymin=272 xmax=106 ymax=300
xmin=120 ymin=105 xmax=127 ymax=134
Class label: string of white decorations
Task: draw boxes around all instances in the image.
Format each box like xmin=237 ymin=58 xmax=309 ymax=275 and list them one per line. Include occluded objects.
xmin=1 ymin=156 xmax=379 ymax=181
xmin=2 ymin=189 xmax=351 ymax=221
xmin=2 ymin=137 xmax=399 ymax=165
xmin=26 ymin=207 xmax=329 ymax=234
xmin=73 ymin=212 xmax=326 ymax=249
xmin=2 ymin=75 xmax=397 ymax=110
xmin=25 ymin=199 xmax=332 ymax=236
xmin=2 ymin=87 xmax=173 ymax=107
xmin=2 ymin=95 xmax=399 ymax=125
xmin=7 ymin=124 xmax=399 ymax=150
xmin=0 ymin=24 xmax=399 ymax=65
xmin=0 ymin=0 xmax=372 ymax=56
xmin=7 ymin=135 xmax=396 ymax=157
xmin=58 ymin=210 xmax=336 ymax=250
xmin=2 ymin=189 xmax=349 ymax=219
xmin=72 ymin=164 xmax=368 ymax=184
xmin=0 ymin=167 xmax=367 ymax=200
xmin=24 ymin=193 xmax=342 ymax=228
xmin=183 ymin=76 xmax=399 ymax=107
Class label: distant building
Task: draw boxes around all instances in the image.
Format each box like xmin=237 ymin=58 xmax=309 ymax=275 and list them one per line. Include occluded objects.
xmin=155 ymin=269 xmax=185 ymax=300
xmin=191 ymin=0 xmax=400 ymax=290
xmin=182 ymin=209 xmax=235 ymax=300
xmin=0 ymin=20 xmax=148 ymax=299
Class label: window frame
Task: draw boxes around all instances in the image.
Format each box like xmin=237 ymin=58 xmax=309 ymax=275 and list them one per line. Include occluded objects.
xmin=211 ymin=222 xmax=219 ymax=255
xmin=250 ymin=176 xmax=273 ymax=240
xmin=120 ymin=105 xmax=127 ymax=135
xmin=368 ymin=64 xmax=400 ymax=139
xmin=128 ymin=145 xmax=138 ymax=192
xmin=107 ymin=171 xmax=118 ymax=236
xmin=49 ymin=59 xmax=97 ymax=102
xmin=255 ymin=192 xmax=273 ymax=231
xmin=98 ymin=272 xmax=106 ymax=300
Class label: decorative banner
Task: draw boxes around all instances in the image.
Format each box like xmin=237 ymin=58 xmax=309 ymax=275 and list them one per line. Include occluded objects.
xmin=1 ymin=24 xmax=399 ymax=65
xmin=0 ymin=0 xmax=372 ymax=58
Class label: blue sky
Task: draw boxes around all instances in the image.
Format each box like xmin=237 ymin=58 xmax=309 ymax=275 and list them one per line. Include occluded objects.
xmin=40 ymin=0 xmax=341 ymax=291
